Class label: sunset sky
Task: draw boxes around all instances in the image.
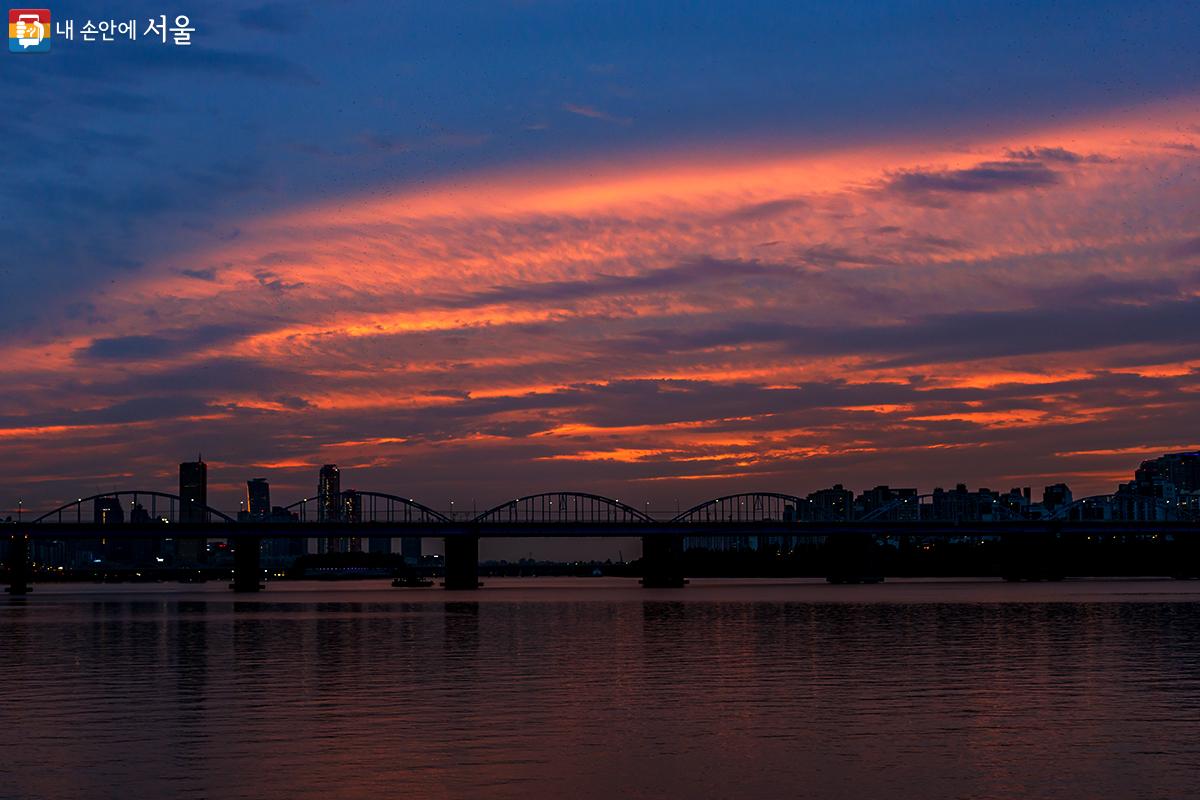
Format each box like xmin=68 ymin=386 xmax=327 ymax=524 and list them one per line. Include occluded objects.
xmin=3 ymin=0 xmax=1200 ymax=527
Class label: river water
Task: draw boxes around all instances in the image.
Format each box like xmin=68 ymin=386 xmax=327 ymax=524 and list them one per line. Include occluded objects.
xmin=2 ymin=578 xmax=1199 ymax=799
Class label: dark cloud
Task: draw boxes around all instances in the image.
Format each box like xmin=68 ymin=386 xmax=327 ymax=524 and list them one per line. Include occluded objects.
xmin=63 ymin=301 xmax=103 ymax=325
xmin=859 ymin=299 xmax=1200 ymax=367
xmin=628 ymin=298 xmax=1200 ymax=367
xmin=1170 ymin=236 xmax=1200 ymax=260
xmin=883 ymin=160 xmax=1059 ymax=201
xmin=68 ymin=357 xmax=315 ymax=398
xmin=799 ymin=243 xmax=894 ymax=268
xmin=180 ymin=267 xmax=219 ymax=281
xmin=272 ymin=395 xmax=313 ymax=410
xmin=1016 ymin=271 xmax=1200 ymax=307
xmin=0 ymin=396 xmax=218 ymax=429
xmin=254 ymin=270 xmax=306 ymax=293
xmin=720 ymin=197 xmax=808 ymax=223
xmin=427 ymin=257 xmax=802 ymax=309
xmin=256 ymin=252 xmax=313 ymax=266
xmin=77 ymin=324 xmax=262 ymax=362
xmin=874 ymin=229 xmax=969 ymax=253
xmin=1004 ymin=146 xmax=1113 ymax=164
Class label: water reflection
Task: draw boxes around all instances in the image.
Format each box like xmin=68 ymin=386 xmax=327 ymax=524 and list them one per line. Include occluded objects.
xmin=1 ymin=580 xmax=1199 ymax=799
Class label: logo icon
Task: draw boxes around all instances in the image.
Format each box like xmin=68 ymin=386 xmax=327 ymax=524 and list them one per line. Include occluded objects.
xmin=9 ymin=8 xmax=50 ymax=52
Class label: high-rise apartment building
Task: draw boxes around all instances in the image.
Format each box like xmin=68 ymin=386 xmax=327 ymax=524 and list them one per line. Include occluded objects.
xmin=177 ymin=457 xmax=208 ymax=564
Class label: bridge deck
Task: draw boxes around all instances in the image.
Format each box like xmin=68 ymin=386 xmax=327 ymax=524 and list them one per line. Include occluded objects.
xmin=12 ymin=520 xmax=1200 ymax=538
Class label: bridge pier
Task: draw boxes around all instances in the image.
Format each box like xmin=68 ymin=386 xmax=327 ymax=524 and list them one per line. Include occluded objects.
xmin=444 ymin=535 xmax=480 ymax=590
xmin=1170 ymin=532 xmax=1200 ymax=579
xmin=4 ymin=532 xmax=32 ymax=596
xmin=230 ymin=536 xmax=264 ymax=592
xmin=641 ymin=534 xmax=687 ymax=588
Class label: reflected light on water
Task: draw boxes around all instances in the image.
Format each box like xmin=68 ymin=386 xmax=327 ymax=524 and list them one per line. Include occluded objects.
xmin=2 ymin=578 xmax=1200 ymax=800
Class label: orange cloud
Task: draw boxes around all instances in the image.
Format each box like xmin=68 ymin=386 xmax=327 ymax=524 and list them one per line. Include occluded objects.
xmin=7 ymin=98 xmax=1200 ymax=509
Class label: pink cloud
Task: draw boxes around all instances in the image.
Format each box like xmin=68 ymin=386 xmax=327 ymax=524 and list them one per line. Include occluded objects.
xmin=4 ymin=101 xmax=1200 ymax=514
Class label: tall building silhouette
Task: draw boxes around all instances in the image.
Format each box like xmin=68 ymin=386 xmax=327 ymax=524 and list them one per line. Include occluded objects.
xmin=317 ymin=465 xmax=340 ymax=522
xmin=318 ymin=464 xmax=341 ymax=554
xmin=1042 ymin=483 xmax=1073 ymax=513
xmin=180 ymin=458 xmax=207 ymax=522
xmin=178 ymin=457 xmax=207 ymax=563
xmin=91 ymin=495 xmax=124 ymax=566
xmin=94 ymin=495 xmax=124 ymax=525
xmin=1133 ymin=452 xmax=1200 ymax=496
xmin=246 ymin=478 xmax=270 ymax=521
xmin=807 ymin=484 xmax=854 ymax=521
xmin=342 ymin=489 xmax=363 ymax=553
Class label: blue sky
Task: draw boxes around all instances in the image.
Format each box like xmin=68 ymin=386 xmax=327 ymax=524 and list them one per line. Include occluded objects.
xmin=6 ymin=0 xmax=1198 ymax=319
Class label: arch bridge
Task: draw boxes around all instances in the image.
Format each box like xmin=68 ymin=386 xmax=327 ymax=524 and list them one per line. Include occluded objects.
xmin=32 ymin=491 xmax=237 ymax=525
xmin=673 ymin=493 xmax=834 ymax=523
xmin=857 ymin=493 xmax=1027 ymax=523
xmin=7 ymin=487 xmax=1199 ymax=596
xmin=1049 ymin=493 xmax=1197 ymax=522
xmin=284 ymin=491 xmax=449 ymax=524
xmin=474 ymin=492 xmax=654 ymax=524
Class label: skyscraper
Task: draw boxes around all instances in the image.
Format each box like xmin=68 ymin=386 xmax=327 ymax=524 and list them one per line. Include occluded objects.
xmin=180 ymin=458 xmax=207 ymax=522
xmin=1042 ymin=483 xmax=1073 ymax=512
xmin=318 ymin=464 xmax=340 ymax=522
xmin=318 ymin=464 xmax=341 ymax=554
xmin=246 ymin=478 xmax=270 ymax=521
xmin=93 ymin=496 xmax=124 ymax=566
xmin=178 ymin=457 xmax=207 ymax=564
xmin=94 ymin=495 xmax=124 ymax=525
xmin=1134 ymin=452 xmax=1200 ymax=496
xmin=342 ymin=489 xmax=363 ymax=553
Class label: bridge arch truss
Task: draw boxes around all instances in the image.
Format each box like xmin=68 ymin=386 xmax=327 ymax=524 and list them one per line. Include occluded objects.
xmin=32 ymin=491 xmax=237 ymax=524
xmin=1050 ymin=493 xmax=1196 ymax=522
xmin=474 ymin=492 xmax=655 ymax=524
xmin=283 ymin=491 xmax=450 ymax=523
xmin=672 ymin=493 xmax=814 ymax=523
